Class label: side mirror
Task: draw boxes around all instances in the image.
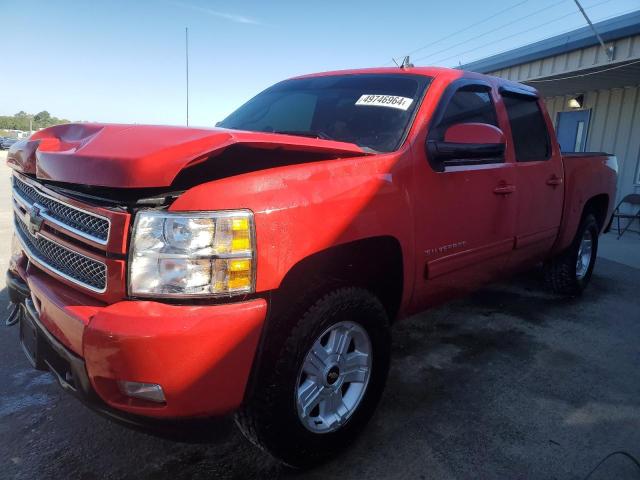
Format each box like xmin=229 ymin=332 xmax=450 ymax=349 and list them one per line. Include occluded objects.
xmin=427 ymin=123 xmax=506 ymax=172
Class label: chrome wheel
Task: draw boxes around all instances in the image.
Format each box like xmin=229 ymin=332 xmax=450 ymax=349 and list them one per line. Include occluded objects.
xmin=296 ymin=321 xmax=372 ymax=434
xmin=576 ymin=229 xmax=593 ymax=279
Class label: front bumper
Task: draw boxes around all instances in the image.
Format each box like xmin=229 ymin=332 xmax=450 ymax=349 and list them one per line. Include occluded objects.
xmin=7 ymin=268 xmax=267 ymax=424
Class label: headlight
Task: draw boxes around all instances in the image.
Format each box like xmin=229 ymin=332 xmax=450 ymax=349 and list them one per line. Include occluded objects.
xmin=129 ymin=210 xmax=255 ymax=297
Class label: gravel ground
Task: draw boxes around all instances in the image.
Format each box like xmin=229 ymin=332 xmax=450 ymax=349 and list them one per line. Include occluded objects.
xmin=1 ymin=150 xmax=639 ymax=479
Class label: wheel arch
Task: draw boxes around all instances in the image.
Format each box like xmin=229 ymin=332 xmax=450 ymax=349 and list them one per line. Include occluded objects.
xmin=554 ymin=192 xmax=610 ymax=254
xmin=273 ymin=236 xmax=404 ymax=323
xmin=583 ymin=193 xmax=609 ymax=232
xmin=243 ymin=236 xmax=403 ymax=406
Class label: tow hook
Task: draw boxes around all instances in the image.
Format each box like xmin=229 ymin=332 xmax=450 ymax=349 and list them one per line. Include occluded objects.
xmin=5 ymin=270 xmax=30 ymax=327
xmin=5 ymin=302 xmax=20 ymax=327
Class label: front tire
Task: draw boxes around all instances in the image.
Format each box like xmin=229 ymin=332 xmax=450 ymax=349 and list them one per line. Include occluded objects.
xmin=544 ymin=213 xmax=599 ymax=295
xmin=236 ymin=287 xmax=391 ymax=467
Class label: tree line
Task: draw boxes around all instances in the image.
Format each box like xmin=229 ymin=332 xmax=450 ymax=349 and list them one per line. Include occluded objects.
xmin=0 ymin=111 xmax=70 ymax=131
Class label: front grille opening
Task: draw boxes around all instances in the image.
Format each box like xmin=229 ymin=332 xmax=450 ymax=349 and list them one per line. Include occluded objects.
xmin=13 ymin=176 xmax=110 ymax=242
xmin=15 ymin=214 xmax=107 ymax=292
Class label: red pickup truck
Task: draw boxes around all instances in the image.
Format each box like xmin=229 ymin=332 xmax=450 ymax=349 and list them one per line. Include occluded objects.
xmin=6 ymin=66 xmax=617 ymax=466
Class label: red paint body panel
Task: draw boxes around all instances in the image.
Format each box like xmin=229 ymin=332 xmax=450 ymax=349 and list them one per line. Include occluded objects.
xmin=9 ymin=123 xmax=370 ymax=188
xmin=15 ymin=262 xmax=266 ymax=416
xmin=24 ymin=266 xmax=102 ymax=355
xmin=169 ymin=151 xmax=416 ymax=306
xmin=553 ymin=154 xmax=618 ymax=253
xmin=84 ymin=298 xmax=266 ymax=417
xmin=499 ymin=94 xmax=566 ymax=270
xmin=444 ymin=123 xmax=505 ymax=144
xmin=7 ymin=66 xmax=618 ymax=420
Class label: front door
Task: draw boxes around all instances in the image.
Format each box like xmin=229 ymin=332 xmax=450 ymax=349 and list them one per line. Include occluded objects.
xmin=556 ymin=110 xmax=591 ymax=153
xmin=411 ymin=81 xmax=517 ymax=310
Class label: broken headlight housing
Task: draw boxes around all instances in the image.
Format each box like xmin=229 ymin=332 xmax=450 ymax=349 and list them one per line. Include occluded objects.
xmin=129 ymin=210 xmax=255 ymax=297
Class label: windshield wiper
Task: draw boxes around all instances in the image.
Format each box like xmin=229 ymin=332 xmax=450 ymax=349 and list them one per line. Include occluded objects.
xmin=271 ymin=130 xmax=335 ymax=141
xmin=270 ymin=130 xmax=378 ymax=153
xmin=272 ymin=130 xmax=381 ymax=153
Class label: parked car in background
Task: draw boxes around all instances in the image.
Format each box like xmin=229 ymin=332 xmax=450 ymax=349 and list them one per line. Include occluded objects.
xmin=1 ymin=138 xmax=19 ymax=150
xmin=5 ymin=66 xmax=617 ymax=467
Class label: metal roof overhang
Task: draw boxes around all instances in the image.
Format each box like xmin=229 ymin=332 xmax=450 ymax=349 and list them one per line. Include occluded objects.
xmin=460 ymin=11 xmax=640 ymax=73
xmin=524 ymin=59 xmax=640 ymax=96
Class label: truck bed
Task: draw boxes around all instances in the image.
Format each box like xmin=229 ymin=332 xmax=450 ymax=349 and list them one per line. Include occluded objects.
xmin=554 ymin=152 xmax=618 ymax=253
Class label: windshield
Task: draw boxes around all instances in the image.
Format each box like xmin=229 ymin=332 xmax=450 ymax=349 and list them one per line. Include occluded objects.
xmin=218 ymin=74 xmax=431 ymax=152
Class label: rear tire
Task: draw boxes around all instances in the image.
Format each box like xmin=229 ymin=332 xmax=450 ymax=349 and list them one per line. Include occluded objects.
xmin=236 ymin=287 xmax=391 ymax=467
xmin=544 ymin=213 xmax=599 ymax=295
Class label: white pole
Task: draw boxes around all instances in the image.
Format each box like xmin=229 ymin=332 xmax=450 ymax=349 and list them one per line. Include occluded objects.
xmin=572 ymin=0 xmax=614 ymax=61
xmin=186 ymin=27 xmax=190 ymax=126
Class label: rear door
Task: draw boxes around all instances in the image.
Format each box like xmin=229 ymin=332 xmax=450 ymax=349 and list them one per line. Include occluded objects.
xmin=411 ymin=80 xmax=517 ymax=309
xmin=499 ymin=88 xmax=564 ymax=269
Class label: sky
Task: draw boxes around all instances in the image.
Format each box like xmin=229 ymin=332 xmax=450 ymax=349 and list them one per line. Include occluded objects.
xmin=1 ymin=0 xmax=638 ymax=127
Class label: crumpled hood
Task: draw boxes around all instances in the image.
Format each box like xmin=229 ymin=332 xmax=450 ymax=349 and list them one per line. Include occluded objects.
xmin=7 ymin=123 xmax=370 ymax=188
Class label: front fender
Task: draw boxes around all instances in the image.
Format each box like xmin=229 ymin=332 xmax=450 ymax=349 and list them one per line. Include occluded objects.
xmin=169 ymin=152 xmax=415 ymax=298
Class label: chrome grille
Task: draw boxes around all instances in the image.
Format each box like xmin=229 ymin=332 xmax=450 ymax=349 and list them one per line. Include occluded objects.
xmin=13 ymin=176 xmax=110 ymax=243
xmin=14 ymin=214 xmax=107 ymax=292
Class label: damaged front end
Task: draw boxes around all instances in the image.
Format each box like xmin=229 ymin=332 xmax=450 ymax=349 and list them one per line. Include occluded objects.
xmin=8 ymin=122 xmax=371 ymax=189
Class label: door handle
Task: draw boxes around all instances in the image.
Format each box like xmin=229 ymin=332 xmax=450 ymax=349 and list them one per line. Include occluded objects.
xmin=546 ymin=175 xmax=563 ymax=186
xmin=493 ymin=184 xmax=516 ymax=195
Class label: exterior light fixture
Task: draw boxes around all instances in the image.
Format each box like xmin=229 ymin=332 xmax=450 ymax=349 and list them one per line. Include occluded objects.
xmin=568 ymin=94 xmax=584 ymax=109
xmin=118 ymin=381 xmax=166 ymax=403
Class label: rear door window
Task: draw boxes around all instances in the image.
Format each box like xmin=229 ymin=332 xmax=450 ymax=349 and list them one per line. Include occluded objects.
xmin=502 ymin=95 xmax=551 ymax=161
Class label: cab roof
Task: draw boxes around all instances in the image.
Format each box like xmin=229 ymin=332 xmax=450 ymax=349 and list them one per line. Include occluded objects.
xmin=291 ymin=66 xmax=459 ymax=80
xmin=290 ymin=66 xmax=539 ymax=96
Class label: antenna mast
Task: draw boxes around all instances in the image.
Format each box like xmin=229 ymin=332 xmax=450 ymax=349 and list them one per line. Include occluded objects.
xmin=400 ymin=56 xmax=414 ymax=69
xmin=185 ymin=27 xmax=190 ymax=126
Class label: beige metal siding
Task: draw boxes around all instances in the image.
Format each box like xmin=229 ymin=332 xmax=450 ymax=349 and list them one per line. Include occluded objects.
xmin=544 ymin=86 xmax=640 ymax=199
xmin=501 ymin=32 xmax=640 ymax=201
xmin=488 ymin=34 xmax=640 ymax=82
xmin=478 ymin=26 xmax=640 ymax=205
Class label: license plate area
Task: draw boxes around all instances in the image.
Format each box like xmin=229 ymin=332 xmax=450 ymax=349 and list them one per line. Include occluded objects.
xmin=18 ymin=299 xmax=81 ymax=387
xmin=19 ymin=307 xmax=40 ymax=368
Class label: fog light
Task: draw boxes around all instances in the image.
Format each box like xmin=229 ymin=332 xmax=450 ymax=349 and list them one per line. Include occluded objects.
xmin=118 ymin=381 xmax=166 ymax=403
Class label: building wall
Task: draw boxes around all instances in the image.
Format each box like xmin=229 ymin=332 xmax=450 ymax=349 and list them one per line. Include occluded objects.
xmin=488 ymin=34 xmax=640 ymax=81
xmin=483 ymin=34 xmax=640 ymax=203
xmin=465 ymin=16 xmax=640 ymax=222
xmin=544 ymin=86 xmax=640 ymax=202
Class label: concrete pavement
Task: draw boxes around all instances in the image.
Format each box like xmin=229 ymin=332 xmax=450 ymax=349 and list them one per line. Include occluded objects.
xmin=599 ymin=230 xmax=640 ymax=270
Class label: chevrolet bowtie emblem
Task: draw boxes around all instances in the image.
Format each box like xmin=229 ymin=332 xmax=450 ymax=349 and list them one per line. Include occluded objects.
xmin=27 ymin=205 xmax=45 ymax=235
